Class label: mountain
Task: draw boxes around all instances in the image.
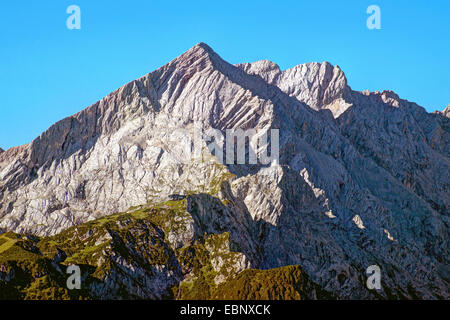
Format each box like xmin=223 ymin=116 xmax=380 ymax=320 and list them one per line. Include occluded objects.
xmin=435 ymin=105 xmax=450 ymax=118
xmin=0 ymin=199 xmax=332 ymax=300
xmin=0 ymin=43 xmax=448 ymax=299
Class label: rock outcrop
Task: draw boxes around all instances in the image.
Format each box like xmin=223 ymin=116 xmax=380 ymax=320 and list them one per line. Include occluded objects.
xmin=0 ymin=199 xmax=330 ymax=300
xmin=0 ymin=43 xmax=448 ymax=299
xmin=435 ymin=105 xmax=450 ymax=118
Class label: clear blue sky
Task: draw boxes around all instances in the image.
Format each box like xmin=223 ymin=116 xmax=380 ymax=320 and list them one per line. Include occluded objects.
xmin=0 ymin=0 xmax=449 ymax=150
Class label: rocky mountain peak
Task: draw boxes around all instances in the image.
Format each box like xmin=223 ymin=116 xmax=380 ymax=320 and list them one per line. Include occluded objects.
xmin=277 ymin=61 xmax=349 ymax=109
xmin=192 ymin=41 xmax=215 ymax=53
xmin=235 ymin=60 xmax=281 ymax=83
xmin=170 ymin=42 xmax=222 ymax=71
xmin=360 ymin=89 xmax=402 ymax=108
xmin=441 ymin=104 xmax=450 ymax=117
xmin=236 ymin=59 xmax=350 ymax=116
xmin=0 ymin=43 xmax=448 ymax=300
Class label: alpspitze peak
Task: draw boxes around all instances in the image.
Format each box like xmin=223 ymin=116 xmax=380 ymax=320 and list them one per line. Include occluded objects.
xmin=193 ymin=42 xmax=214 ymax=52
xmin=172 ymin=42 xmax=225 ymax=70
xmin=184 ymin=42 xmax=217 ymax=58
xmin=0 ymin=44 xmax=448 ymax=300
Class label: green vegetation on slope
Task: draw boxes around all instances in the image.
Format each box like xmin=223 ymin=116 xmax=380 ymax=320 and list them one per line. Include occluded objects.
xmin=173 ymin=232 xmax=244 ymax=300
xmin=0 ymin=197 xmax=330 ymax=300
xmin=213 ymin=265 xmax=334 ymax=300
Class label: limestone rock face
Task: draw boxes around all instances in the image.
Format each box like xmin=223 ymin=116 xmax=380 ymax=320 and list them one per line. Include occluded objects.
xmin=0 ymin=43 xmax=449 ymax=299
xmin=237 ymin=60 xmax=351 ymax=117
xmin=436 ymin=104 xmax=450 ymax=118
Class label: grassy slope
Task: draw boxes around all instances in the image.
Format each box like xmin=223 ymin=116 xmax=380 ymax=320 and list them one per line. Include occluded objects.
xmin=213 ymin=266 xmax=334 ymax=300
xmin=0 ymin=199 xmax=331 ymax=300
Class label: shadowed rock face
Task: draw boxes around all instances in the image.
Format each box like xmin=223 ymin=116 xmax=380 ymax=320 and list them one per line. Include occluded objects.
xmin=0 ymin=200 xmax=331 ymax=300
xmin=0 ymin=43 xmax=449 ymax=299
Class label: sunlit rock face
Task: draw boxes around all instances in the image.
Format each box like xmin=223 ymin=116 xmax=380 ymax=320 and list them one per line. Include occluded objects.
xmin=0 ymin=43 xmax=448 ymax=299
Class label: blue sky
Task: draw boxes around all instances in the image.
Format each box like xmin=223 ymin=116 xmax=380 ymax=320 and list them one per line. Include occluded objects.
xmin=0 ymin=0 xmax=449 ymax=150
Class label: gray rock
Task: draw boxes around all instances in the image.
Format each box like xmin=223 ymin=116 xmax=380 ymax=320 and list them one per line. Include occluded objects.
xmin=435 ymin=104 xmax=450 ymax=118
xmin=0 ymin=42 xmax=448 ymax=299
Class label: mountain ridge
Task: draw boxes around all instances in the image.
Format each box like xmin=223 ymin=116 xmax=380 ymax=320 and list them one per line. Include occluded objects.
xmin=0 ymin=42 xmax=448 ymax=299
xmin=1 ymin=42 xmax=447 ymax=154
